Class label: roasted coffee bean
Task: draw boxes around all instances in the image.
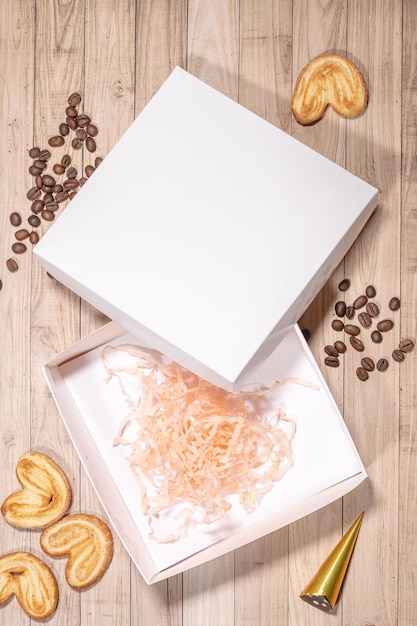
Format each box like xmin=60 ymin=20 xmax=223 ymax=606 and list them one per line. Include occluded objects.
xmin=41 ymin=209 xmax=55 ymax=221
xmin=334 ymin=340 xmax=346 ymax=354
xmin=42 ymin=174 xmax=56 ymax=187
xmin=66 ymin=115 xmax=78 ymax=130
xmin=31 ymin=199 xmax=45 ymax=214
xmin=43 ymin=193 xmax=54 ymax=205
xmin=0 ymin=279 xmax=2 ymax=291
xmin=68 ymin=191 xmax=77 ymax=200
xmin=28 ymin=214 xmax=41 ymax=228
xmin=35 ymin=174 xmax=43 ymax=188
xmin=15 ymin=229 xmax=30 ymax=241
xmin=61 ymin=154 xmax=71 ymax=168
xmin=361 ymin=357 xmax=375 ymax=371
xmin=29 ymin=165 xmax=43 ymax=176
xmin=68 ymin=92 xmax=82 ymax=106
xmin=94 ymin=156 xmax=103 ymax=167
xmin=65 ymin=105 xmax=78 ymax=118
xmin=12 ymin=242 xmax=27 ymax=254
xmin=85 ymin=164 xmax=95 ymax=178
xmin=38 ymin=149 xmax=51 ymax=161
xmin=371 ymin=330 xmax=383 ymax=344
xmin=6 ymin=258 xmax=18 ymax=272
xmin=79 ymin=176 xmax=87 ymax=186
xmin=377 ymin=358 xmax=389 ymax=372
xmin=325 ymin=356 xmax=339 ymax=368
xmin=86 ymin=136 xmax=96 ymax=152
xmin=48 ymin=135 xmax=65 ymax=148
xmin=399 ymin=339 xmax=414 ymax=353
xmin=29 ymin=231 xmax=39 ymax=245
xmin=45 ymin=201 xmax=59 ymax=212
xmin=29 ymin=146 xmax=41 ymax=158
xmin=301 ymin=328 xmax=311 ymax=341
xmin=349 ymin=336 xmax=365 ymax=352
xmin=392 ymin=349 xmax=405 ymax=362
xmin=66 ymin=166 xmax=77 ymax=179
xmin=42 ymin=186 xmax=53 ymax=195
xmin=59 ymin=122 xmax=70 ymax=136
xmin=356 ymin=367 xmax=369 ymax=381
xmin=366 ymin=302 xmax=379 ymax=317
xmin=389 ymin=296 xmax=401 ymax=311
xmin=377 ymin=319 xmax=394 ymax=332
xmin=76 ymin=113 xmax=91 ymax=127
xmin=53 ymin=163 xmax=66 ymax=175
xmin=53 ymin=184 xmax=63 ymax=193
xmin=335 ymin=301 xmax=346 ymax=317
xmin=76 ymin=128 xmax=88 ymax=141
xmin=86 ymin=123 xmax=98 ymax=137
xmin=9 ymin=212 xmax=22 ymax=226
xmin=55 ymin=190 xmax=69 ymax=203
xmin=331 ymin=319 xmax=344 ymax=331
xmin=338 ymin=278 xmax=350 ymax=292
xmin=345 ymin=305 xmax=355 ymax=319
xmin=27 ymin=187 xmax=41 ymax=201
xmin=365 ymin=285 xmax=376 ymax=298
xmin=63 ymin=179 xmax=79 ymax=190
xmin=71 ymin=137 xmax=83 ymax=149
xmin=358 ymin=312 xmax=372 ymax=328
xmin=353 ymin=294 xmax=368 ymax=309
xmin=325 ymin=345 xmax=339 ymax=357
xmin=33 ymin=159 xmax=47 ymax=170
xmin=344 ymin=324 xmax=360 ymax=336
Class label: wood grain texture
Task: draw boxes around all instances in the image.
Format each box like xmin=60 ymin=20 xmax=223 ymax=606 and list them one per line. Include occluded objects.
xmin=399 ymin=2 xmax=417 ymax=625
xmin=0 ymin=7 xmax=34 ymax=626
xmin=290 ymin=3 xmax=347 ymax=625
xmin=343 ymin=2 xmax=402 ymax=624
xmin=183 ymin=3 xmax=239 ymax=623
xmin=235 ymin=3 xmax=292 ymax=624
xmin=0 ymin=1 xmax=414 ymax=624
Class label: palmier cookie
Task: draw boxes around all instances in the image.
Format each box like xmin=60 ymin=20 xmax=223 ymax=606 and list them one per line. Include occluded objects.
xmin=292 ymin=54 xmax=368 ymax=125
xmin=40 ymin=513 xmax=114 ymax=589
xmin=1 ymin=451 xmax=72 ymax=529
xmin=0 ymin=551 xmax=58 ymax=620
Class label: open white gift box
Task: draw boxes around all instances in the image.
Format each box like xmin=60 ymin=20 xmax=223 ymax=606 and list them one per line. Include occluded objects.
xmin=35 ymin=67 xmax=377 ymax=583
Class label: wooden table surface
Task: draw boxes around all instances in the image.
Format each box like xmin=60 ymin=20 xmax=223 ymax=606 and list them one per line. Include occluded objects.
xmin=0 ymin=1 xmax=415 ymax=624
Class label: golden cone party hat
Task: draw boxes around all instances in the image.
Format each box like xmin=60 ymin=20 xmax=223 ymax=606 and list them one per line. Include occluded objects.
xmin=300 ymin=511 xmax=364 ymax=612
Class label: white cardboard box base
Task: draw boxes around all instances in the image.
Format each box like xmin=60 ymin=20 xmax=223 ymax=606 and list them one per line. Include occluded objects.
xmin=43 ymin=321 xmax=366 ymax=584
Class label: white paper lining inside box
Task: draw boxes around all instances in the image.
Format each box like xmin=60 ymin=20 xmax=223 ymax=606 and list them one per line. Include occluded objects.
xmin=43 ymin=322 xmax=366 ymax=584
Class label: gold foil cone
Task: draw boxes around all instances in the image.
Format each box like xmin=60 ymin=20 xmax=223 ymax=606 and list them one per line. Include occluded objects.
xmin=300 ymin=512 xmax=364 ymax=612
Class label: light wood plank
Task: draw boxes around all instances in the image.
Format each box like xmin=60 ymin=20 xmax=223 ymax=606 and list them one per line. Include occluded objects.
xmin=343 ymin=1 xmax=402 ymax=624
xmin=290 ymin=2 xmax=347 ymax=624
xmin=132 ymin=1 xmax=187 ymax=624
xmin=398 ymin=0 xmax=417 ymax=625
xmin=78 ymin=1 xmax=137 ymax=624
xmin=187 ymin=0 xmax=239 ymax=95
xmin=29 ymin=1 xmax=86 ymax=624
xmin=235 ymin=2 xmax=292 ymax=624
xmin=0 ymin=2 xmax=35 ymax=625
xmin=182 ymin=2 xmax=239 ymax=624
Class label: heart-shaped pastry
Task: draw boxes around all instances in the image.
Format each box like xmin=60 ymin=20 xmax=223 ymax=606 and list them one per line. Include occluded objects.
xmin=0 ymin=551 xmax=58 ymax=619
xmin=1 ymin=451 xmax=72 ymax=529
xmin=40 ymin=513 xmax=113 ymax=589
xmin=292 ymin=54 xmax=368 ymax=125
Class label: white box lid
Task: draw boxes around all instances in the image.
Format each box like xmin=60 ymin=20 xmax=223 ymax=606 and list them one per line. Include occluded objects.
xmin=35 ymin=66 xmax=378 ymax=391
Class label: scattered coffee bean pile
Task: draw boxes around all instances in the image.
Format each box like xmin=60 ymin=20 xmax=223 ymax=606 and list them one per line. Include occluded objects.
xmin=2 ymin=91 xmax=103 ymax=286
xmin=323 ymin=280 xmax=414 ymax=381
